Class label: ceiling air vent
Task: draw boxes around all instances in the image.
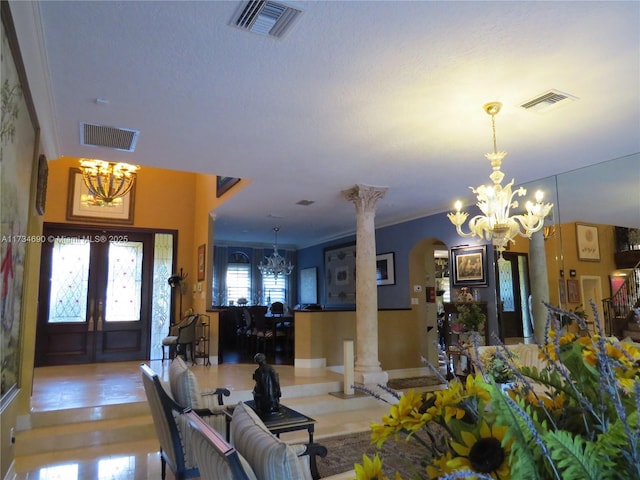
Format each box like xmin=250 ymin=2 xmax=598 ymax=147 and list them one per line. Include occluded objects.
xmin=520 ymin=89 xmax=578 ymax=113
xmin=233 ymin=1 xmax=303 ymax=38
xmin=80 ymin=122 xmax=140 ymax=152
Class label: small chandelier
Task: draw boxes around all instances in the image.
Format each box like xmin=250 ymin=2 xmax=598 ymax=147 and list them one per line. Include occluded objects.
xmin=79 ymin=159 xmax=139 ymax=204
xmin=447 ymin=102 xmax=553 ymax=256
xmin=258 ymin=227 xmax=294 ymax=278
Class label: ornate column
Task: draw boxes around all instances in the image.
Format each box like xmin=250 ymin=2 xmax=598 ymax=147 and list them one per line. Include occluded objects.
xmin=529 ymin=230 xmax=550 ymax=343
xmin=343 ymin=184 xmax=388 ymax=386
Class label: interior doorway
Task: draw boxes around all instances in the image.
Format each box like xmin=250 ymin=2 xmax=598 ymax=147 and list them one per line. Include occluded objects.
xmin=580 ymin=275 xmax=604 ymax=332
xmin=408 ymin=238 xmax=448 ymax=367
xmin=495 ymin=252 xmax=533 ymax=341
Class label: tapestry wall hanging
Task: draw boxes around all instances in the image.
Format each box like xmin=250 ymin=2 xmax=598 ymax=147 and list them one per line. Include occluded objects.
xmin=324 ymin=243 xmax=356 ymax=306
xmin=1 ymin=4 xmax=39 ymax=405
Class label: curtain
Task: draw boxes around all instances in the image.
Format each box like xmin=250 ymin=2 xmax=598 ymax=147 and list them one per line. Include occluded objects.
xmin=212 ymin=245 xmax=228 ymax=306
xmin=252 ymin=248 xmax=265 ymax=305
xmin=284 ymin=249 xmax=297 ymax=309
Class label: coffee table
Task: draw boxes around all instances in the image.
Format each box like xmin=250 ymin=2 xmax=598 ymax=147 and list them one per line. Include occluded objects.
xmin=225 ymin=400 xmax=316 ymax=443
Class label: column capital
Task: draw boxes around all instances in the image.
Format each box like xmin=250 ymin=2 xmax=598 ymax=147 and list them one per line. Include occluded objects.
xmin=342 ymin=184 xmax=388 ymax=213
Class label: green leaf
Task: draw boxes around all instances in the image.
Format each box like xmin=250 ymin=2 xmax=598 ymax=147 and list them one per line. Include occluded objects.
xmin=490 ymin=385 xmax=545 ymax=480
xmin=544 ymin=430 xmax=615 ymax=480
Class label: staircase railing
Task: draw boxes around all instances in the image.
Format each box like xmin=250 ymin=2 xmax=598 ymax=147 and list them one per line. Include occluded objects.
xmin=603 ymin=261 xmax=640 ymax=337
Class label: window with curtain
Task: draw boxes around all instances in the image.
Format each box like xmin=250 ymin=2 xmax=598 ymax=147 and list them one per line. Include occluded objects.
xmin=226 ymin=251 xmax=251 ymax=304
xmin=213 ymin=247 xmax=294 ymax=306
xmin=261 ymin=275 xmax=286 ymax=304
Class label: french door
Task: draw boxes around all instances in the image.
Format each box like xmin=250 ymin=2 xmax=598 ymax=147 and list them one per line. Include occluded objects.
xmin=35 ymin=225 xmax=154 ymax=366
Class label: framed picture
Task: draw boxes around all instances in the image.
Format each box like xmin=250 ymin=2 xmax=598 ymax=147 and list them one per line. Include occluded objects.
xmin=450 ymin=245 xmax=488 ymax=287
xmin=376 ymin=252 xmax=395 ymax=286
xmin=66 ymin=168 xmax=135 ymax=224
xmin=567 ymin=279 xmax=581 ymax=303
xmin=216 ymin=176 xmax=241 ymax=197
xmin=558 ymin=279 xmax=567 ymax=303
xmin=1 ymin=3 xmax=39 ymax=405
xmin=324 ymin=243 xmax=356 ymax=305
xmin=197 ymin=244 xmax=206 ymax=281
xmin=300 ymin=267 xmax=318 ymax=304
xmin=576 ymin=223 xmax=600 ymax=261
xmin=36 ymin=154 xmax=48 ymax=215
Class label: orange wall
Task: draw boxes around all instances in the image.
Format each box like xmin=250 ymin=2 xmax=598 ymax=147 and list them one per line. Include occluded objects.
xmin=43 ymin=157 xmax=249 ymax=316
xmin=191 ymin=174 xmax=219 ymax=313
xmin=509 ymin=221 xmax=617 ymax=320
xmin=548 ymin=223 xmax=617 ymax=326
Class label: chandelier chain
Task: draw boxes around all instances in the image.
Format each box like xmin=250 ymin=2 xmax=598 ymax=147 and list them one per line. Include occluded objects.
xmin=490 ymin=111 xmax=498 ymax=155
xmin=447 ymin=102 xmax=553 ymax=257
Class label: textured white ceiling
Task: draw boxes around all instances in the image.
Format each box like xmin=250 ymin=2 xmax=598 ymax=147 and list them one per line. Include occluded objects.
xmin=10 ymin=1 xmax=640 ymax=247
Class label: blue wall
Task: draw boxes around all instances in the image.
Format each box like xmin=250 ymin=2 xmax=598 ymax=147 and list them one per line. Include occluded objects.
xmin=296 ymin=211 xmax=499 ymax=328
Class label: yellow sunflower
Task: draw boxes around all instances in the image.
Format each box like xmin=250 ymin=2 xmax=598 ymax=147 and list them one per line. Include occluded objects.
xmin=353 ymin=453 xmax=403 ymax=480
xmin=371 ymin=389 xmax=425 ymax=447
xmin=426 ymin=451 xmax=456 ymax=478
xmin=448 ymin=420 xmax=512 ymax=479
xmin=464 ymin=374 xmax=491 ymax=403
xmin=542 ymin=331 xmax=576 ymax=360
xmin=432 ymin=380 xmax=467 ymax=422
xmin=354 ymin=453 xmax=384 ymax=480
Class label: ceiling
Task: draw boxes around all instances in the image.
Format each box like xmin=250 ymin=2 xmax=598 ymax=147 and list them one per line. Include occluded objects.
xmin=11 ymin=1 xmax=640 ymax=248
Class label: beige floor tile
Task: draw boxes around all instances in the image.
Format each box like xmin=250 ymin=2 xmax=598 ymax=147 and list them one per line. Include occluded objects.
xmin=17 ymin=359 xmax=403 ymax=479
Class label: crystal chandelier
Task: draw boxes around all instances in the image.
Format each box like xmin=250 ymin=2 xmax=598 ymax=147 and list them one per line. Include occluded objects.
xmin=258 ymin=227 xmax=294 ymax=278
xmin=79 ymin=159 xmax=139 ymax=204
xmin=447 ymin=102 xmax=553 ymax=256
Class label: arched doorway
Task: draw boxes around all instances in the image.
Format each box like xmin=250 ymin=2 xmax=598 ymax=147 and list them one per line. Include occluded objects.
xmin=408 ymin=238 xmax=449 ymax=367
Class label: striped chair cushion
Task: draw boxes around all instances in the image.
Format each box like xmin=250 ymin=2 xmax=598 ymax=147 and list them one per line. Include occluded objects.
xmin=231 ymin=402 xmax=311 ymax=480
xmin=169 ymin=357 xmax=202 ymax=409
xmin=186 ymin=413 xmax=258 ymax=480
xmin=169 ymin=357 xmax=227 ymax=433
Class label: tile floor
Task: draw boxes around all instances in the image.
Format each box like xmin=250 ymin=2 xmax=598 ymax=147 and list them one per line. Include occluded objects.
xmin=15 ymin=360 xmax=403 ymax=479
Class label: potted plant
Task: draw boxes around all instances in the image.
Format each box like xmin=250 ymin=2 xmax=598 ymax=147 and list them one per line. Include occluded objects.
xmin=454 ymin=301 xmax=486 ymax=333
xmin=559 ymin=304 xmax=587 ymax=332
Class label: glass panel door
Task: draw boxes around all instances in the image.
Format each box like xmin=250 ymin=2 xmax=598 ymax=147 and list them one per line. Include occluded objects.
xmin=48 ymin=239 xmax=90 ymax=323
xmin=36 ymin=226 xmax=153 ymax=366
xmin=105 ymin=241 xmax=143 ymax=322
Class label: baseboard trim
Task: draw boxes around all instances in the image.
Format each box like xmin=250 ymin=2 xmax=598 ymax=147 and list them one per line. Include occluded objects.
xmin=386 ymin=366 xmax=433 ymax=379
xmin=294 ymin=358 xmax=326 ymax=369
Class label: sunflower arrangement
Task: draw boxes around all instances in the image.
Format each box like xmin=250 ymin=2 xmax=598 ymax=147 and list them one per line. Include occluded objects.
xmin=353 ymin=303 xmax=640 ymax=480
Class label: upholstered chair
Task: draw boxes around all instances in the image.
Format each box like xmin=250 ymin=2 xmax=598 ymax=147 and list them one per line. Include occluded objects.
xmin=183 ymin=409 xmax=256 ymax=480
xmin=169 ymin=356 xmax=230 ymax=434
xmin=162 ymin=314 xmax=199 ymax=363
xmin=140 ymin=363 xmax=199 ymax=480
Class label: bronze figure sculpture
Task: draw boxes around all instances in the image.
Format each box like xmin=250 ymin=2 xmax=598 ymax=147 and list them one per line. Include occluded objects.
xmin=252 ymin=353 xmax=281 ymax=416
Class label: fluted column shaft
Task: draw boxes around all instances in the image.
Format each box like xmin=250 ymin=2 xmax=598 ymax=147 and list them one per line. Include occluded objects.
xmin=343 ymin=184 xmax=388 ymax=384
